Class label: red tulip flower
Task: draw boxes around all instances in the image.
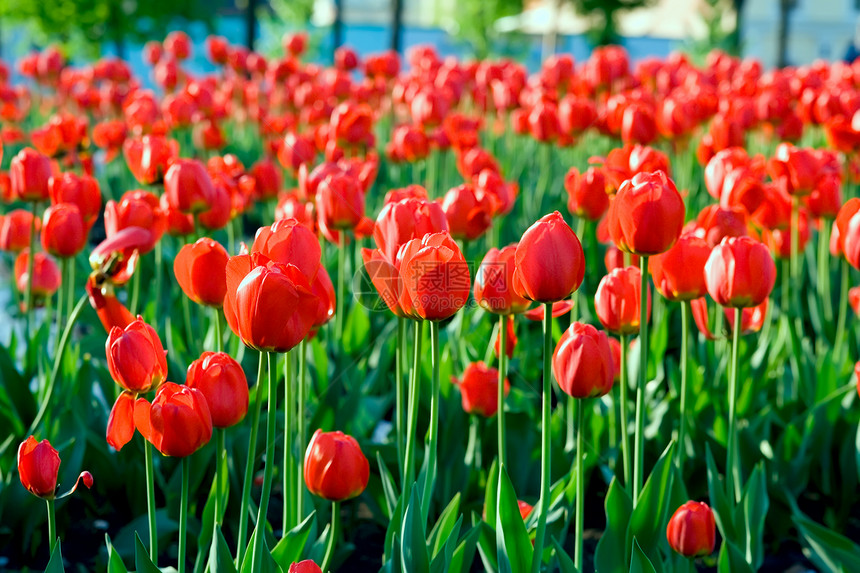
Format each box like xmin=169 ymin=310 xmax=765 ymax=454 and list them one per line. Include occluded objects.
xmin=648 ymin=234 xmax=710 ymax=301
xmin=316 ymin=173 xmax=366 ymax=240
xmin=48 ymin=172 xmax=102 ymax=228
xmin=164 ymin=159 xmax=216 ymax=215
xmin=106 ymin=317 xmax=168 ymax=394
xmin=10 ymin=147 xmax=52 ymax=202
xmin=0 ymin=209 xmax=40 ymax=252
xmin=704 ymin=236 xmax=776 ymax=308
xmin=453 ymin=362 xmax=510 ymax=417
xmin=86 ymin=276 xmax=134 ymax=333
xmin=134 ymin=383 xmax=213 ymax=458
xmin=552 ymin=322 xmax=615 ymax=398
xmin=251 ymin=218 xmax=322 ymax=282
xmin=595 ymin=266 xmax=651 ymax=335
xmin=89 ymin=227 xmax=151 ymax=287
xmin=767 ymin=143 xmax=820 ymax=197
xmin=41 ymin=203 xmax=87 ymax=258
xmin=513 ymin=211 xmax=585 ymax=303
xmin=442 ymin=184 xmax=494 ymax=241
xmin=289 ymin=561 xmax=323 ymax=573
xmin=372 ymin=197 xmax=448 ymax=263
xmin=304 ymin=429 xmax=370 ymax=502
xmin=14 ymin=250 xmax=61 ymax=307
xmin=174 ymin=238 xmax=229 ymax=307
xmin=475 ymin=245 xmax=531 ymax=315
xmin=186 ymin=352 xmax=249 ymax=428
xmin=666 ymin=501 xmax=716 ymax=557
xmin=397 ymin=232 xmax=470 ymax=321
xmin=104 ymin=190 xmax=167 ymax=253
xmin=17 ymin=436 xmax=60 ymax=499
xmin=607 ymin=170 xmax=685 ymax=256
xmin=565 ymin=166 xmax=609 ymax=221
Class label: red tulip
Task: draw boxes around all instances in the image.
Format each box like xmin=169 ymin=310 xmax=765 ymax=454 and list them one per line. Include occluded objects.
xmin=304 ymin=429 xmax=369 ymax=502
xmin=86 ymin=276 xmax=134 ymax=333
xmin=48 ymin=172 xmax=101 ymax=228
xmin=106 ymin=317 xmax=167 ymax=394
xmin=251 ymin=158 xmax=283 ymax=201
xmin=252 ymin=218 xmax=322 ymax=282
xmin=595 ymin=266 xmax=651 ymax=335
xmin=621 ymin=102 xmax=657 ymax=145
xmin=372 ymin=197 xmax=448 ymax=263
xmin=289 ymin=561 xmax=323 ymax=573
xmin=552 ymin=322 xmax=614 ymax=398
xmin=767 ymin=143 xmax=820 ymax=197
xmin=604 ymin=144 xmax=670 ymax=192
xmin=361 ymin=247 xmax=410 ymax=317
xmin=134 ymin=382 xmax=213 ymax=457
xmin=10 ymin=147 xmax=52 ymax=202
xmin=164 ymin=159 xmax=216 ymax=214
xmin=565 ymin=166 xmax=609 ymax=221
xmin=14 ymin=250 xmax=61 ymax=307
xmin=690 ymin=297 xmax=768 ymax=340
xmin=186 ymin=352 xmax=249 ymax=428
xmin=89 ymin=227 xmax=150 ymax=286
xmin=704 ymin=237 xmax=776 ymax=308
xmin=442 ymin=184 xmax=494 ymax=241
xmin=475 ymin=245 xmax=530 ymax=315
xmin=648 ymin=234 xmax=710 ymax=301
xmin=278 ymin=132 xmax=316 ymax=174
xmin=316 ymin=173 xmax=366 ymax=238
xmin=397 ymin=232 xmax=470 ymax=321
xmin=174 ymin=238 xmax=229 ymax=307
xmin=607 ymin=171 xmax=685 ymax=256
xmin=17 ymin=436 xmax=60 ymax=499
xmin=513 ymin=211 xmax=585 ymax=303
xmin=453 ymin=362 xmax=510 ymax=417
xmin=666 ymin=501 xmax=716 ymax=557
xmin=104 ymin=190 xmax=167 ymax=253
xmin=123 ymin=135 xmax=178 ymax=186
xmin=165 ymin=31 xmax=191 ymax=60
xmin=494 ymin=315 xmax=517 ymax=359
xmin=0 ymin=209 xmax=40 ymax=252
xmin=692 ymin=204 xmax=749 ymax=248
xmin=41 ymin=203 xmax=87 ymax=257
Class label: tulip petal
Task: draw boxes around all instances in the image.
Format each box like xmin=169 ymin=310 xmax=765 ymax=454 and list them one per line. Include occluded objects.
xmin=106 ymin=391 xmax=136 ymax=451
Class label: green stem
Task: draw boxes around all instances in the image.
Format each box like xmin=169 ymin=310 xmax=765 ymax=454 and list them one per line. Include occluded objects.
xmin=153 ymin=241 xmax=163 ymax=326
xmin=130 ymin=259 xmax=142 ymax=315
xmin=420 ymin=321 xmax=441 ymax=523
xmin=283 ymin=350 xmax=294 ymax=531
xmin=46 ymin=498 xmax=56 ymax=554
xmin=55 ymin=258 xmax=67 ymax=355
xmin=237 ymin=353 xmax=265 ymax=566
xmin=179 ymin=457 xmax=189 ymax=573
xmin=251 ymin=352 xmax=277 ymax=572
xmin=677 ymin=301 xmax=690 ymax=471
xmin=297 ymin=339 xmax=307 ymax=523
xmin=321 ymin=501 xmax=340 ymax=572
xmin=25 ymin=201 xmax=38 ymax=344
xmin=182 ymin=291 xmax=195 ymax=355
xmin=835 ymin=260 xmax=849 ymax=361
xmin=530 ymin=302 xmax=553 ymax=573
xmin=336 ymin=232 xmax=346 ymax=341
xmin=619 ymin=334 xmax=631 ymax=487
xmin=66 ymin=257 xmax=75 ymax=332
xmin=727 ymin=307 xmax=742 ymax=504
xmin=396 ymin=317 xmax=406 ymax=484
xmin=215 ymin=429 xmax=226 ymax=525
xmin=213 ymin=308 xmax=223 ymax=353
xmin=497 ymin=315 xmax=508 ymax=468
xmin=819 ymin=221 xmax=833 ymax=324
xmin=633 ymin=255 xmax=650 ymax=504
xmin=790 ymin=198 xmax=799 ymax=287
xmin=145 ymin=440 xmax=159 ymax=565
xmin=574 ymin=399 xmax=584 ymax=571
xmin=403 ymin=321 xmax=424 ymax=491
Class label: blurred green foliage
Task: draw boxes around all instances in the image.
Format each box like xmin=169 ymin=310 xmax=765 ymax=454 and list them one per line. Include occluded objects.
xmin=566 ymin=0 xmax=656 ymax=46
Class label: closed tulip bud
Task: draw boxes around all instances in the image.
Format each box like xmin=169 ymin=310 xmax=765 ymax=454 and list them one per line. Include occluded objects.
xmin=442 ymin=184 xmax=494 ymax=241
xmin=174 ymin=238 xmax=229 ymax=307
xmin=607 ymin=171 xmax=685 ymax=256
xmin=17 ymin=436 xmax=60 ymax=499
xmin=453 ymin=362 xmax=510 ymax=417
xmin=123 ymin=135 xmax=178 ymax=186
xmin=15 ymin=250 xmax=61 ymax=307
xmin=705 ymin=236 xmax=776 ymax=308
xmin=621 ymin=102 xmax=657 ymax=145
xmin=251 ymin=158 xmax=283 ymax=201
xmin=11 ymin=148 xmax=52 ymax=202
xmin=106 ymin=317 xmax=168 ymax=394
xmin=767 ymin=143 xmax=820 ymax=197
xmin=372 ymin=197 xmax=448 ymax=263
xmin=666 ymin=501 xmax=716 ymax=557
xmin=475 ymin=245 xmax=530 ymax=315
xmin=164 ymin=159 xmax=216 ymax=214
xmin=134 ymin=383 xmax=213 ymax=457
xmin=251 ymin=218 xmax=322 ymax=282
xmin=693 ymin=205 xmax=749 ymax=248
xmin=186 ymin=352 xmax=249 ymax=428
xmin=41 ymin=203 xmax=87 ymax=257
xmin=595 ymin=266 xmax=650 ymax=335
xmin=513 ymin=211 xmax=585 ymax=303
xmin=197 ymin=184 xmax=232 ymax=231
xmin=316 ymin=173 xmax=365 ymax=236
xmin=304 ymin=429 xmax=369 ymax=502
xmin=289 ymin=561 xmax=323 ymax=573
xmin=0 ymin=209 xmax=40 ymax=252
xmin=649 ymin=234 xmax=711 ymax=301
xmin=397 ymin=232 xmax=471 ymax=321
xmin=565 ymin=166 xmax=609 ymax=221
xmin=48 ymin=172 xmax=101 ymax=228
xmin=553 ymin=322 xmax=615 ymax=398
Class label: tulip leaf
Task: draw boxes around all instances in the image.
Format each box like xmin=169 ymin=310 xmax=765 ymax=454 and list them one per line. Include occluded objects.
xmin=400 ymin=488 xmax=431 ymax=573
xmin=741 ymin=463 xmax=768 ymax=569
xmin=44 ymin=539 xmax=64 ymax=573
xmin=383 ymin=493 xmax=404 ymax=562
xmin=239 ymin=525 xmax=281 ymax=573
xmin=792 ymin=511 xmax=860 ymax=572
xmin=377 ymin=452 xmax=399 ymax=518
xmin=134 ymin=532 xmax=161 ymax=573
xmin=197 ymin=454 xmax=230 ymax=568
xmin=717 ymin=540 xmax=754 ymax=573
xmin=343 ymin=302 xmax=370 ymax=356
xmin=476 ymin=518 xmax=499 ymax=573
xmin=448 ymin=524 xmax=480 ymax=573
xmin=495 ymin=465 xmax=532 ymax=573
xmin=594 ymin=478 xmax=633 ymax=573
xmin=551 ymin=537 xmax=578 ymax=573
xmin=705 ymin=444 xmax=737 ymax=542
xmin=208 ymin=526 xmax=237 ymax=573
xmin=105 ymin=534 xmax=129 ymax=573
xmin=626 ymin=441 xmax=675 ymax=566
xmin=272 ymin=511 xmax=316 ymax=568
xmin=483 ymin=459 xmax=500 ymax=527
xmin=428 ymin=492 xmax=461 ymax=558
xmin=429 ymin=516 xmax=462 ymax=573
xmin=0 ymin=341 xmax=35 ymax=430
xmin=629 ymin=538 xmax=657 ymax=573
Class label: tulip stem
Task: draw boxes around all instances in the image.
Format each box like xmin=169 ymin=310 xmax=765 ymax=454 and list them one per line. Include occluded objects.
xmin=619 ymin=334 xmax=631 ymax=488
xmin=727 ymin=307 xmax=742 ymax=505
xmin=24 ymin=201 xmax=38 ymax=348
xmin=55 ymin=258 xmax=68 ymax=355
xmin=420 ymin=320 xmax=441 ymax=523
xmin=237 ymin=353 xmax=265 ymax=566
xmin=297 ymin=339 xmax=307 ymax=523
xmin=153 ymin=241 xmax=163 ymax=328
xmin=215 ymin=429 xmax=226 ymax=525
xmin=530 ymin=302 xmax=554 ymax=573
xmin=497 ymin=314 xmax=508 ymax=468
xmin=574 ymin=398 xmax=584 ymax=571
xmin=395 ymin=317 xmax=406 ymax=484
xmin=46 ymin=498 xmax=57 ymax=554
xmin=144 ymin=440 xmax=158 ymax=565
xmin=178 ymin=456 xmax=189 ymax=573
xmin=336 ymin=232 xmax=346 ymax=341
xmin=403 ymin=321 xmax=424 ymax=493
xmin=283 ymin=350 xmax=294 ymax=531
xmin=66 ymin=257 xmax=75 ymax=335
xmin=321 ymin=501 xmax=340 ymax=573
xmin=182 ymin=290 xmax=195 ymax=355
xmin=819 ymin=221 xmax=833 ymax=324
xmin=835 ymin=259 xmax=849 ymax=361
xmin=213 ymin=307 xmax=223 ymax=353
xmin=633 ymin=255 xmax=649 ymax=505
xmin=251 ymin=352 xmax=277 ymax=572
xmin=677 ymin=301 xmax=691 ymax=472
xmin=130 ymin=259 xmax=141 ymax=315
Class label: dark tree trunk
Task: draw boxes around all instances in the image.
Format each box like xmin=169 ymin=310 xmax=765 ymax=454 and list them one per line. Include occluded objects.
xmin=390 ymin=0 xmax=403 ymax=53
xmin=246 ymin=0 xmax=259 ymax=50
xmin=332 ymin=0 xmax=344 ymax=54
xmin=776 ymin=0 xmax=792 ymax=67
xmin=731 ymin=0 xmax=745 ymax=55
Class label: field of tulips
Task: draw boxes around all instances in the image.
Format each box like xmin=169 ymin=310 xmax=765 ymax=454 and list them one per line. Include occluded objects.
xmin=3 ymin=30 xmax=860 ymax=573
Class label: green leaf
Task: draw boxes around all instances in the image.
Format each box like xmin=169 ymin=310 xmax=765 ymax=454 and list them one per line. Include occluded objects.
xmin=209 ymin=526 xmax=238 ymax=573
xmin=476 ymin=519 xmax=499 ymax=573
xmin=428 ymin=493 xmax=461 ymax=558
xmin=197 ymin=458 xmax=230 ymax=567
xmin=483 ymin=459 xmax=500 ymax=527
xmin=793 ymin=512 xmax=860 ymax=572
xmin=495 ymin=465 xmax=532 ymax=573
xmin=705 ymin=444 xmax=737 ymax=541
xmin=629 ymin=538 xmax=657 ymax=573
xmin=272 ymin=511 xmax=316 ymax=569
xmin=400 ymin=488 xmax=431 ymax=573
xmin=105 ymin=535 xmax=128 ymax=573
xmin=741 ymin=463 xmax=768 ymax=569
xmin=594 ymin=478 xmax=633 ymax=573
xmin=44 ymin=539 xmax=64 ymax=573
xmin=377 ymin=452 xmax=399 ymax=518
xmin=626 ymin=441 xmax=675 ymax=564
xmin=448 ymin=525 xmax=480 ymax=573
xmin=551 ymin=537 xmax=578 ymax=573
xmin=430 ymin=517 xmax=462 ymax=573
xmin=343 ymin=301 xmax=370 ymax=355
xmin=240 ymin=525 xmax=281 ymax=573
xmin=135 ymin=532 xmax=161 ymax=573
xmin=718 ymin=540 xmax=755 ymax=573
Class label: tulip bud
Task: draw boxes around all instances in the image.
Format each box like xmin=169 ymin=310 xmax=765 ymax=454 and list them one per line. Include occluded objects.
xmin=648 ymin=234 xmax=711 ymax=302
xmin=14 ymin=250 xmax=61 ymax=308
xmin=666 ymin=501 xmax=716 ymax=557
xmin=186 ymin=352 xmax=249 ymax=429
xmin=10 ymin=148 xmax=52 ymax=202
xmin=607 ymin=170 xmax=685 ymax=256
xmin=41 ymin=203 xmax=87 ymax=257
xmin=164 ymin=159 xmax=216 ymax=214
xmin=453 ymin=362 xmax=510 ymax=418
xmin=475 ymin=245 xmax=530 ymax=315
xmin=552 ymin=322 xmax=614 ymax=398
xmin=174 ymin=238 xmax=229 ymax=307
xmin=304 ymin=429 xmax=369 ymax=502
xmin=289 ymin=561 xmax=323 ymax=573
xmin=513 ymin=211 xmax=585 ymax=303
xmin=17 ymin=436 xmax=60 ymax=499
xmin=135 ymin=383 xmax=213 ymax=457
xmin=397 ymin=232 xmax=471 ymax=321
xmin=0 ymin=209 xmax=41 ymax=252
xmin=595 ymin=266 xmax=650 ymax=336
xmin=704 ymin=236 xmax=776 ymax=308
xmin=105 ymin=317 xmax=168 ymax=394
